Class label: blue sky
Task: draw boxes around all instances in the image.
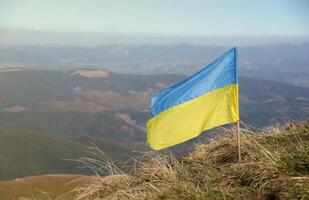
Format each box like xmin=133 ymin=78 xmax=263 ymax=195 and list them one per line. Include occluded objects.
xmin=0 ymin=0 xmax=308 ymax=37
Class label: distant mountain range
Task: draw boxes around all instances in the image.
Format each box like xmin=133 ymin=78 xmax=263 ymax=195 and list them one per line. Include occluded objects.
xmin=0 ymin=44 xmax=308 ymax=87
xmin=0 ymin=68 xmax=308 ymax=180
xmin=0 ymin=69 xmax=308 ymax=126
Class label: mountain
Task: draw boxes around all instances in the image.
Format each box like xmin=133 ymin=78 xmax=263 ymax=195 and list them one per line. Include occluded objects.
xmin=1 ymin=44 xmax=308 ymax=87
xmin=0 ymin=69 xmax=308 ymax=181
xmin=239 ymin=77 xmax=309 ymax=126
xmin=0 ymin=111 xmax=146 ymax=141
xmin=0 ymin=69 xmax=307 ymax=128
xmin=0 ymin=69 xmax=182 ymax=112
xmin=0 ymin=131 xmax=139 ymax=180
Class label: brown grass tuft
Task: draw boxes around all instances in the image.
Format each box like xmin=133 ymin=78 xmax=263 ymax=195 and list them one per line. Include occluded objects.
xmin=72 ymin=122 xmax=309 ymax=200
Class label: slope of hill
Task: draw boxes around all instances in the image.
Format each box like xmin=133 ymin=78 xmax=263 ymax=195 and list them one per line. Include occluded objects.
xmin=0 ymin=111 xmax=145 ymax=141
xmin=0 ymin=69 xmax=308 ymax=128
xmin=240 ymin=77 xmax=309 ymax=126
xmin=0 ymin=131 xmax=140 ymax=180
xmin=71 ymin=122 xmax=309 ymax=200
xmin=0 ymin=174 xmax=89 ymax=200
xmin=3 ymin=122 xmax=306 ymax=200
xmin=0 ymin=69 xmax=183 ymax=111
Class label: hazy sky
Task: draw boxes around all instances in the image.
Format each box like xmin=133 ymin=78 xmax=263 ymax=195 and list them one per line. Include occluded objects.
xmin=1 ymin=0 xmax=309 ymax=37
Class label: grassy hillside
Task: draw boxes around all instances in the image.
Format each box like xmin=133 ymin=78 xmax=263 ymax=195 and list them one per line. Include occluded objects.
xmin=0 ymin=122 xmax=307 ymax=199
xmin=0 ymin=131 xmax=89 ymax=180
xmin=72 ymin=122 xmax=308 ymax=200
xmin=0 ymin=174 xmax=89 ymax=200
xmin=0 ymin=131 xmax=141 ymax=180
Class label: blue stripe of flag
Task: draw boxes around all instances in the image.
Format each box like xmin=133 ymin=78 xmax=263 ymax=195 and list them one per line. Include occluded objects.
xmin=151 ymin=47 xmax=237 ymax=116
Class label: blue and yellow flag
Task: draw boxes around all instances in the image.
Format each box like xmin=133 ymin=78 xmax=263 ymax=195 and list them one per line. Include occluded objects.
xmin=147 ymin=48 xmax=239 ymax=150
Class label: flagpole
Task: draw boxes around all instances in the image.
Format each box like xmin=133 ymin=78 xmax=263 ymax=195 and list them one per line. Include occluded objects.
xmin=235 ymin=47 xmax=241 ymax=162
xmin=236 ymin=120 xmax=241 ymax=162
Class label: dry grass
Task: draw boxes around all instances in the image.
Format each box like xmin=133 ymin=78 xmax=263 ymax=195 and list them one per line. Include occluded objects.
xmin=0 ymin=174 xmax=89 ymax=200
xmin=71 ymin=122 xmax=309 ymax=200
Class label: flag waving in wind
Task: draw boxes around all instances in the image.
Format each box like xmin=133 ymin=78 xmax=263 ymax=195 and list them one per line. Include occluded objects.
xmin=147 ymin=48 xmax=239 ymax=150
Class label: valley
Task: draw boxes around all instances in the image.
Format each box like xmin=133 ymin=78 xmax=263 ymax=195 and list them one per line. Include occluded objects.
xmin=0 ymin=68 xmax=308 ymax=183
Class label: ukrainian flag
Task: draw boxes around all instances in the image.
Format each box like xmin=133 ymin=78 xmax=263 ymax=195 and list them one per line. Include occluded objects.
xmin=147 ymin=48 xmax=239 ymax=150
